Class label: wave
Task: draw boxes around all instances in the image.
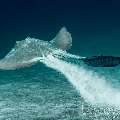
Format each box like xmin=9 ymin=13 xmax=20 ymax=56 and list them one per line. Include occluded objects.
xmin=0 ymin=37 xmax=53 ymax=70
xmin=1 ymin=28 xmax=120 ymax=108
xmin=0 ymin=27 xmax=74 ymax=70
xmin=40 ymin=54 xmax=120 ymax=108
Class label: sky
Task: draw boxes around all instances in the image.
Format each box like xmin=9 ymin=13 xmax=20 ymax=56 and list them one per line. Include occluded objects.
xmin=0 ymin=0 xmax=120 ymax=58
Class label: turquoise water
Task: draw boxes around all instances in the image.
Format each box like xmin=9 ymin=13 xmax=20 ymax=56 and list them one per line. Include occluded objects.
xmin=0 ymin=31 xmax=120 ymax=119
xmin=1 ymin=55 xmax=120 ymax=120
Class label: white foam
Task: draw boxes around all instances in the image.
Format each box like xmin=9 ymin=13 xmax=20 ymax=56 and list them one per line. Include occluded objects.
xmin=53 ymin=49 xmax=84 ymax=59
xmin=41 ymin=54 xmax=120 ymax=107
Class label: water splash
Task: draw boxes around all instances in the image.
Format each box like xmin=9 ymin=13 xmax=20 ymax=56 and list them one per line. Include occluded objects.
xmin=41 ymin=54 xmax=120 ymax=107
xmin=0 ymin=29 xmax=120 ymax=107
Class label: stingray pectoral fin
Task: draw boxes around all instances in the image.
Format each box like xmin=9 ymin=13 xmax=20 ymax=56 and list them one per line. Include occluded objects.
xmin=50 ymin=27 xmax=72 ymax=51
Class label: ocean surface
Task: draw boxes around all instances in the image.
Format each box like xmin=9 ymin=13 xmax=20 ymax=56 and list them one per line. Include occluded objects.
xmin=0 ymin=36 xmax=120 ymax=120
